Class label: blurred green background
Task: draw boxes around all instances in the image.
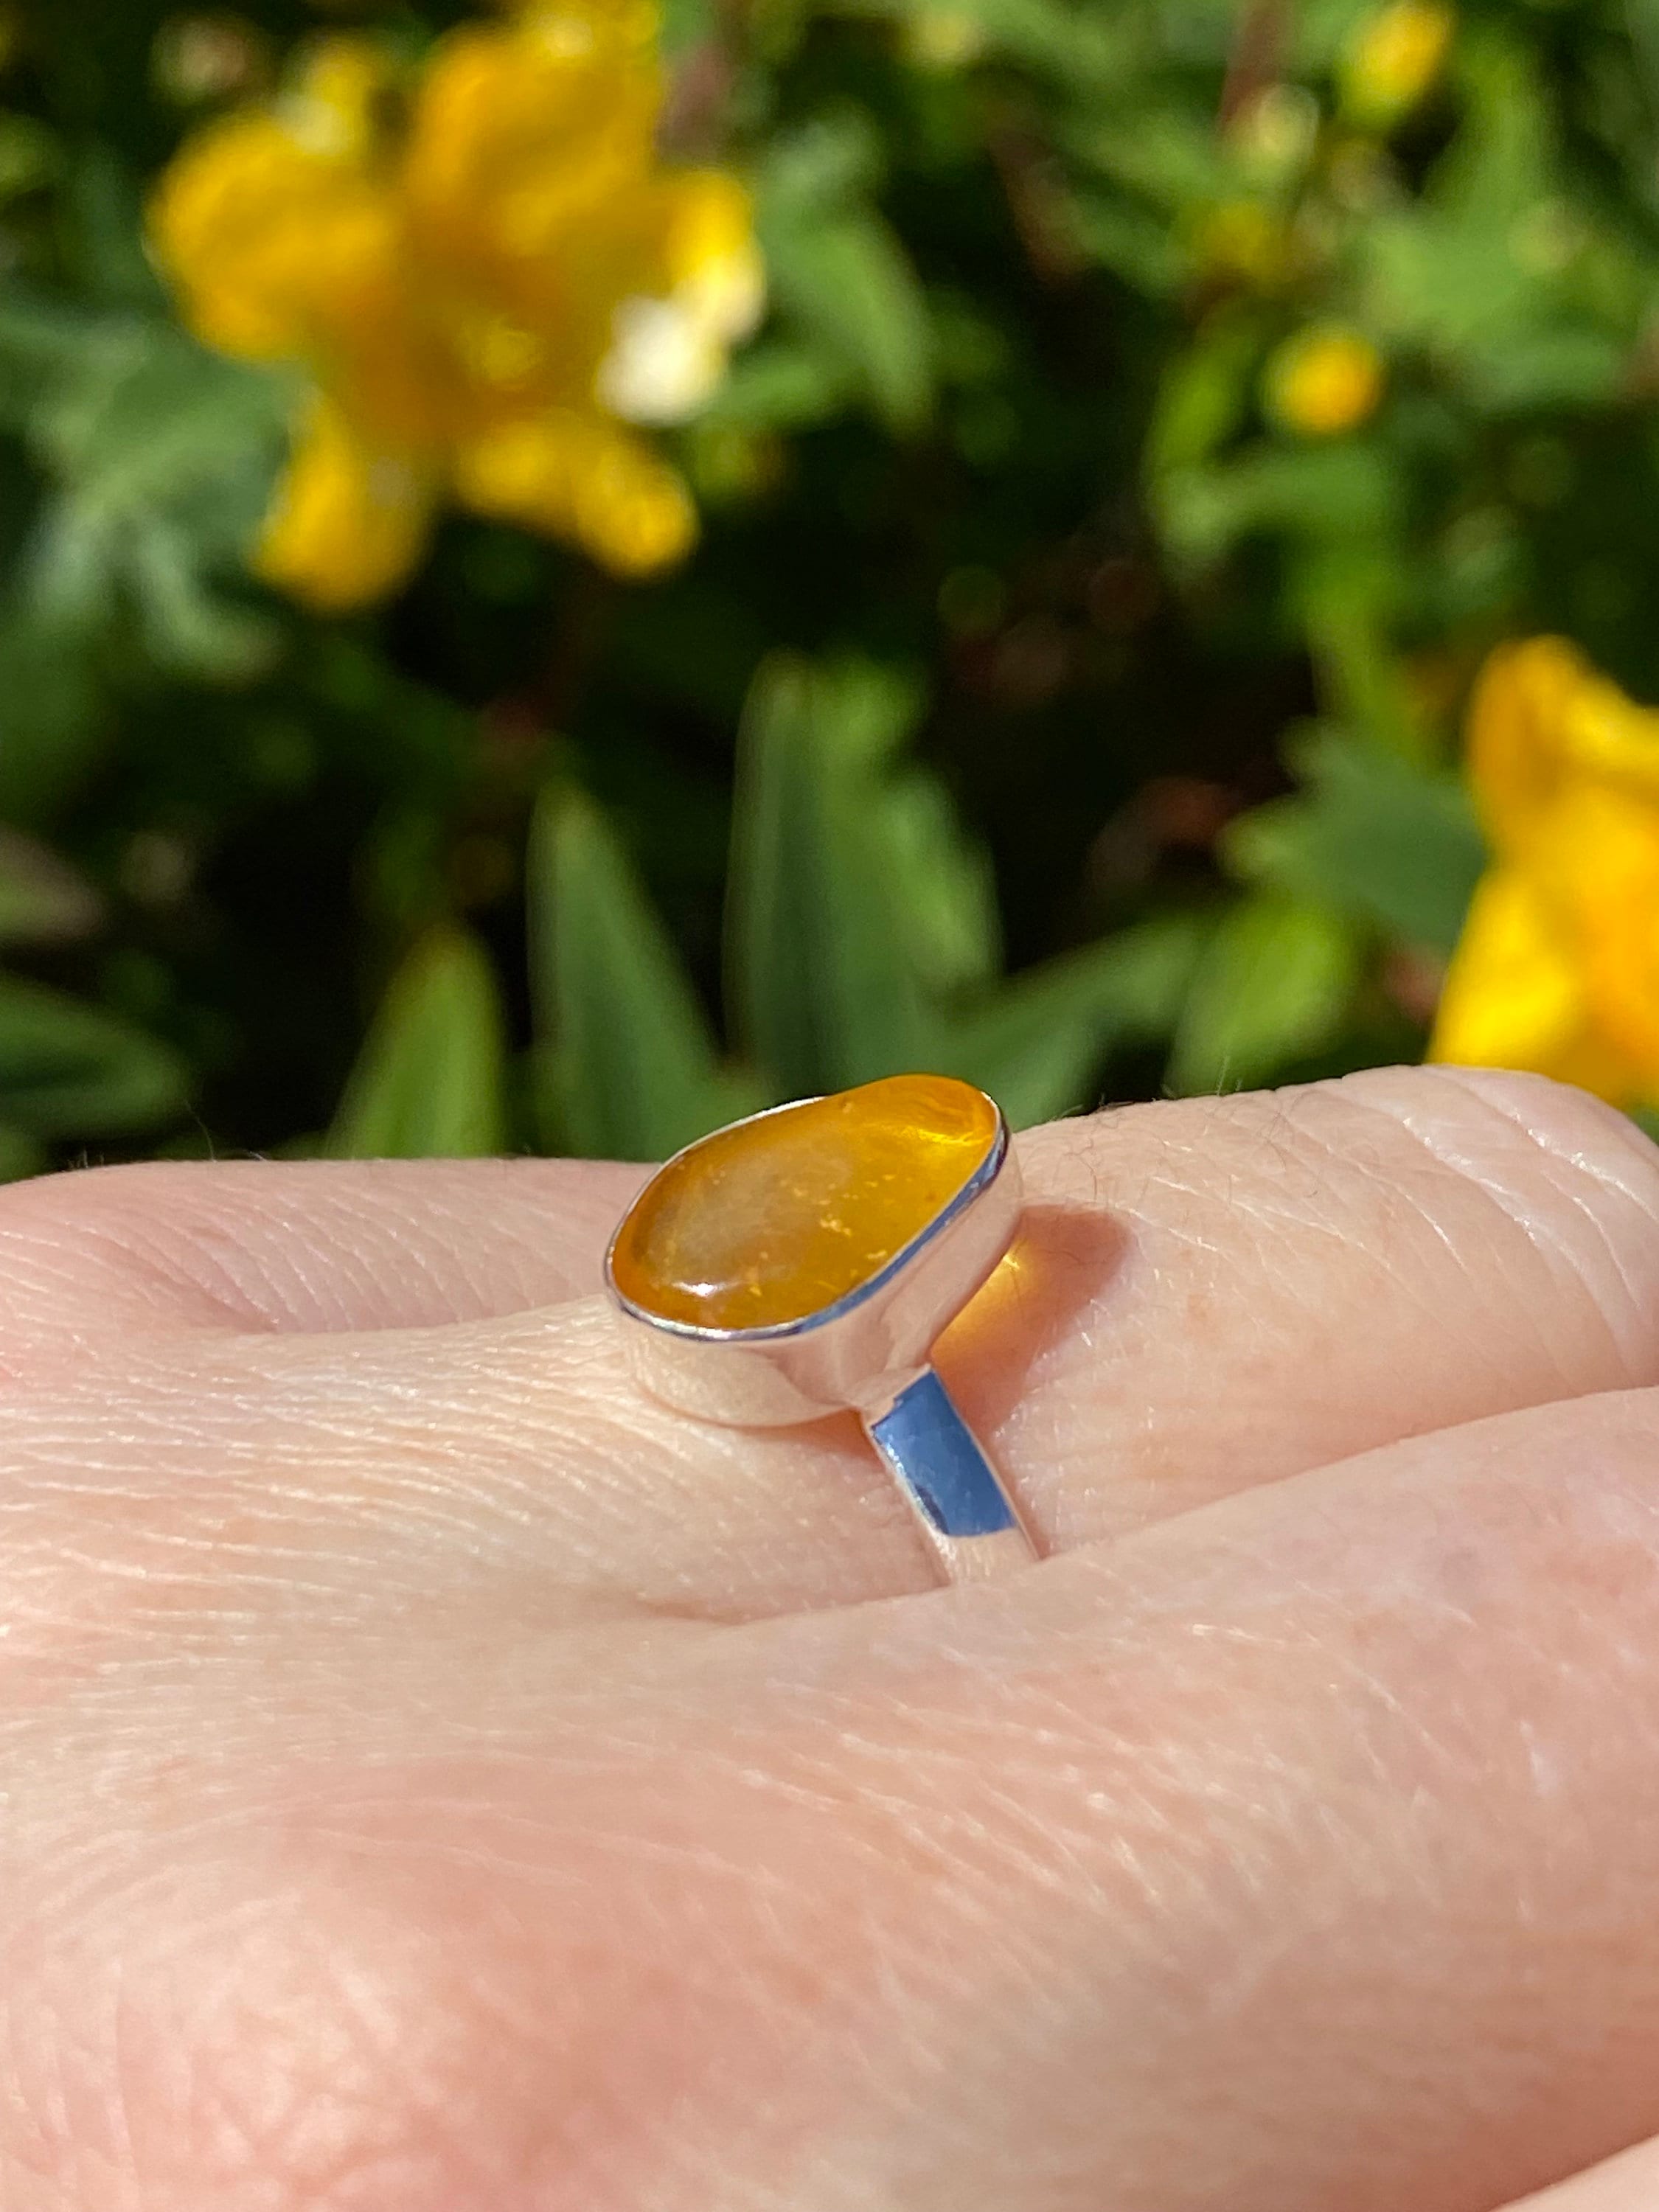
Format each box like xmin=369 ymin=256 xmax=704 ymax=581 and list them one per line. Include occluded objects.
xmin=0 ymin=0 xmax=1649 ymax=1170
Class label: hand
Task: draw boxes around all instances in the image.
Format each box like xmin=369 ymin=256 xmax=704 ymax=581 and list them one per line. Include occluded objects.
xmin=6 ymin=1064 xmax=1659 ymax=2212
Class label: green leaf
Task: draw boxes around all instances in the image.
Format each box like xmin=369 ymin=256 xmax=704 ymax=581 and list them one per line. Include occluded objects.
xmin=943 ymin=914 xmax=1209 ymax=1127
xmin=657 ymin=0 xmax=715 ymax=59
xmin=759 ymin=111 xmax=886 ymax=207
xmin=1458 ymin=324 xmax=1625 ymax=413
xmin=1166 ymin=894 xmax=1360 ymax=1096
xmin=0 ymin=975 xmax=187 ymax=1136
xmin=832 ymin=0 xmax=1138 ymax=86
xmin=18 ymin=313 xmax=289 ymax=682
xmin=528 ymin=786 xmax=765 ymax=1161
xmin=1144 ymin=316 xmax=1263 ymax=480
xmin=698 ymin=341 xmax=855 ymax=430
xmin=759 ymin=192 xmax=934 ymax=434
xmin=1069 ymin=104 xmax=1235 ymax=212
xmin=1067 ymin=191 xmax=1187 ymax=293
xmin=728 ymin=654 xmax=940 ymax=1096
xmin=880 ymin=771 xmax=1002 ymax=995
xmin=1225 ymin=726 xmax=1486 ymax=954
xmin=0 ymin=602 xmax=110 ymax=823
xmin=1290 ymin=557 xmax=1421 ymax=757
xmin=0 ymin=114 xmax=60 ymax=202
xmin=0 ymin=1124 xmax=46 ymax=1182
xmin=330 ymin=926 xmax=508 ymax=1159
xmin=65 ymin=144 xmax=166 ymax=310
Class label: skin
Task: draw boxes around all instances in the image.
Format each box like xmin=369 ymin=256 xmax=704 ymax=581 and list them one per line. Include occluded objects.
xmin=5 ymin=1063 xmax=1659 ymax=2208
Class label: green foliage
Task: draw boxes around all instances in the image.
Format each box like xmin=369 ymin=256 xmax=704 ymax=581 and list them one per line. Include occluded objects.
xmin=330 ymin=928 xmax=508 ymax=1160
xmin=757 ymin=119 xmax=936 ymax=434
xmin=3 ymin=0 xmax=1659 ymax=1173
xmin=529 ymin=651 xmax=1205 ymax=1156
xmin=530 ymin=787 xmax=765 ymax=1159
xmin=1225 ymin=726 xmax=1487 ymax=954
xmin=1168 ymin=894 xmax=1361 ymax=1096
xmin=0 ymin=973 xmax=187 ymax=1138
xmin=729 ymin=655 xmax=941 ymax=1091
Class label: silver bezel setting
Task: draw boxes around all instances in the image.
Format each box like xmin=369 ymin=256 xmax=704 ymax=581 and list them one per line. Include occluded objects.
xmin=605 ymin=1090 xmax=1021 ymax=1427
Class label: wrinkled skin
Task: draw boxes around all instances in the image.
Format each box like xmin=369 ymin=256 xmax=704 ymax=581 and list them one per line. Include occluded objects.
xmin=7 ymin=1065 xmax=1659 ymax=2210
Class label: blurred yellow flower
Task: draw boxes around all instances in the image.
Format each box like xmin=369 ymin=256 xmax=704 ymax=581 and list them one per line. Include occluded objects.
xmin=902 ymin=10 xmax=987 ymax=70
xmin=1264 ymin=325 xmax=1385 ymax=437
xmin=1196 ymin=198 xmax=1293 ymax=289
xmin=1340 ymin=0 xmax=1454 ymax=127
xmin=148 ymin=7 xmax=763 ymax=608
xmin=1431 ymin=638 xmax=1659 ymax=1106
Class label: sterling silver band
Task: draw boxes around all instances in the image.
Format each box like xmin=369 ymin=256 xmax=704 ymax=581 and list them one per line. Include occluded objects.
xmin=865 ymin=1366 xmax=1038 ymax=1579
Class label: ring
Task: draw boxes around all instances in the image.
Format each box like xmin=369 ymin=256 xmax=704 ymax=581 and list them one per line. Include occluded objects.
xmin=604 ymin=1074 xmax=1039 ymax=1582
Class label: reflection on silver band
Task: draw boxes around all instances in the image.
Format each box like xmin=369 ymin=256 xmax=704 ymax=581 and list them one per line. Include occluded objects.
xmin=866 ymin=1366 xmax=1038 ymax=1576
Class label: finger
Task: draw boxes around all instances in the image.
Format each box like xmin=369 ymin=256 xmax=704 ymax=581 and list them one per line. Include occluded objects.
xmin=18 ymin=1377 xmax=1659 ymax=2208
xmin=1498 ymin=2140 xmax=1659 ymax=2211
xmin=6 ymin=1060 xmax=1659 ymax=1623
xmin=945 ymin=1059 xmax=1659 ymax=1543
xmin=0 ymin=1155 xmax=646 ymax=1346
xmin=8 ymin=1066 xmax=1659 ymax=1635
xmin=757 ymin=1384 xmax=1659 ymax=2212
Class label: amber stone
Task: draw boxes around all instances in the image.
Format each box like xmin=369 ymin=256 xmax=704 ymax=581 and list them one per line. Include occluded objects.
xmin=610 ymin=1074 xmax=1001 ymax=1331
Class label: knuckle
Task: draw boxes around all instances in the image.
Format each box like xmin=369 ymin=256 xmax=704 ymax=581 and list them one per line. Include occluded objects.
xmin=0 ymin=1163 xmax=251 ymax=1349
xmin=1342 ymin=1062 xmax=1659 ymax=1363
xmin=1358 ymin=1062 xmax=1659 ymax=1220
xmin=0 ymin=1156 xmax=182 ymax=1234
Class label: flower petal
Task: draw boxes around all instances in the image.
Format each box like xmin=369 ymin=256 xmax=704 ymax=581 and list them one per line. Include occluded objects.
xmin=1463 ymin=636 xmax=1590 ymax=860
xmin=1428 ymin=863 xmax=1645 ymax=1103
xmin=403 ymin=10 xmax=659 ymax=274
xmin=661 ymin=170 xmax=766 ymax=344
xmin=256 ymin=394 xmax=434 ymax=611
xmin=453 ymin=410 xmax=695 ymax=573
xmin=147 ymin=106 xmax=399 ymax=364
xmin=597 ymin=295 xmax=726 ymax=424
xmin=1557 ymin=791 xmax=1659 ymax=1093
xmin=1467 ymin=634 xmax=1659 ymax=862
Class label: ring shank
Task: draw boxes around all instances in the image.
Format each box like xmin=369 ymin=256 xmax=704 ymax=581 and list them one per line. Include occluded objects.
xmin=863 ymin=1367 xmax=1039 ymax=1582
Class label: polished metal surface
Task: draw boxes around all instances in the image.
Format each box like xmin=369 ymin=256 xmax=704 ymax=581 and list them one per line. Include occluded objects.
xmin=866 ymin=1366 xmax=1039 ymax=1576
xmin=605 ymin=1084 xmax=1037 ymax=1583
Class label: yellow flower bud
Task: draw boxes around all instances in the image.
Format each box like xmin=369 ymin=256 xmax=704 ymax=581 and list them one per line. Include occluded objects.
xmin=1264 ymin=325 xmax=1385 ymax=438
xmin=1340 ymin=0 xmax=1454 ymax=127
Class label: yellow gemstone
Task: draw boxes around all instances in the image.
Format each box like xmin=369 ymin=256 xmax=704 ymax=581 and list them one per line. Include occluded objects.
xmin=611 ymin=1073 xmax=1001 ymax=1331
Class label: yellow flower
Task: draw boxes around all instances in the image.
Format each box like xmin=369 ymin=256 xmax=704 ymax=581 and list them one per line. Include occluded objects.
xmin=1264 ymin=325 xmax=1385 ymax=437
xmin=147 ymin=10 xmax=762 ymax=609
xmin=453 ymin=410 xmax=696 ymax=573
xmin=1431 ymin=638 xmax=1659 ymax=1107
xmin=256 ymin=393 xmax=436 ymax=611
xmin=1340 ymin=0 xmax=1455 ymax=127
xmin=1195 ymin=198 xmax=1293 ymax=290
